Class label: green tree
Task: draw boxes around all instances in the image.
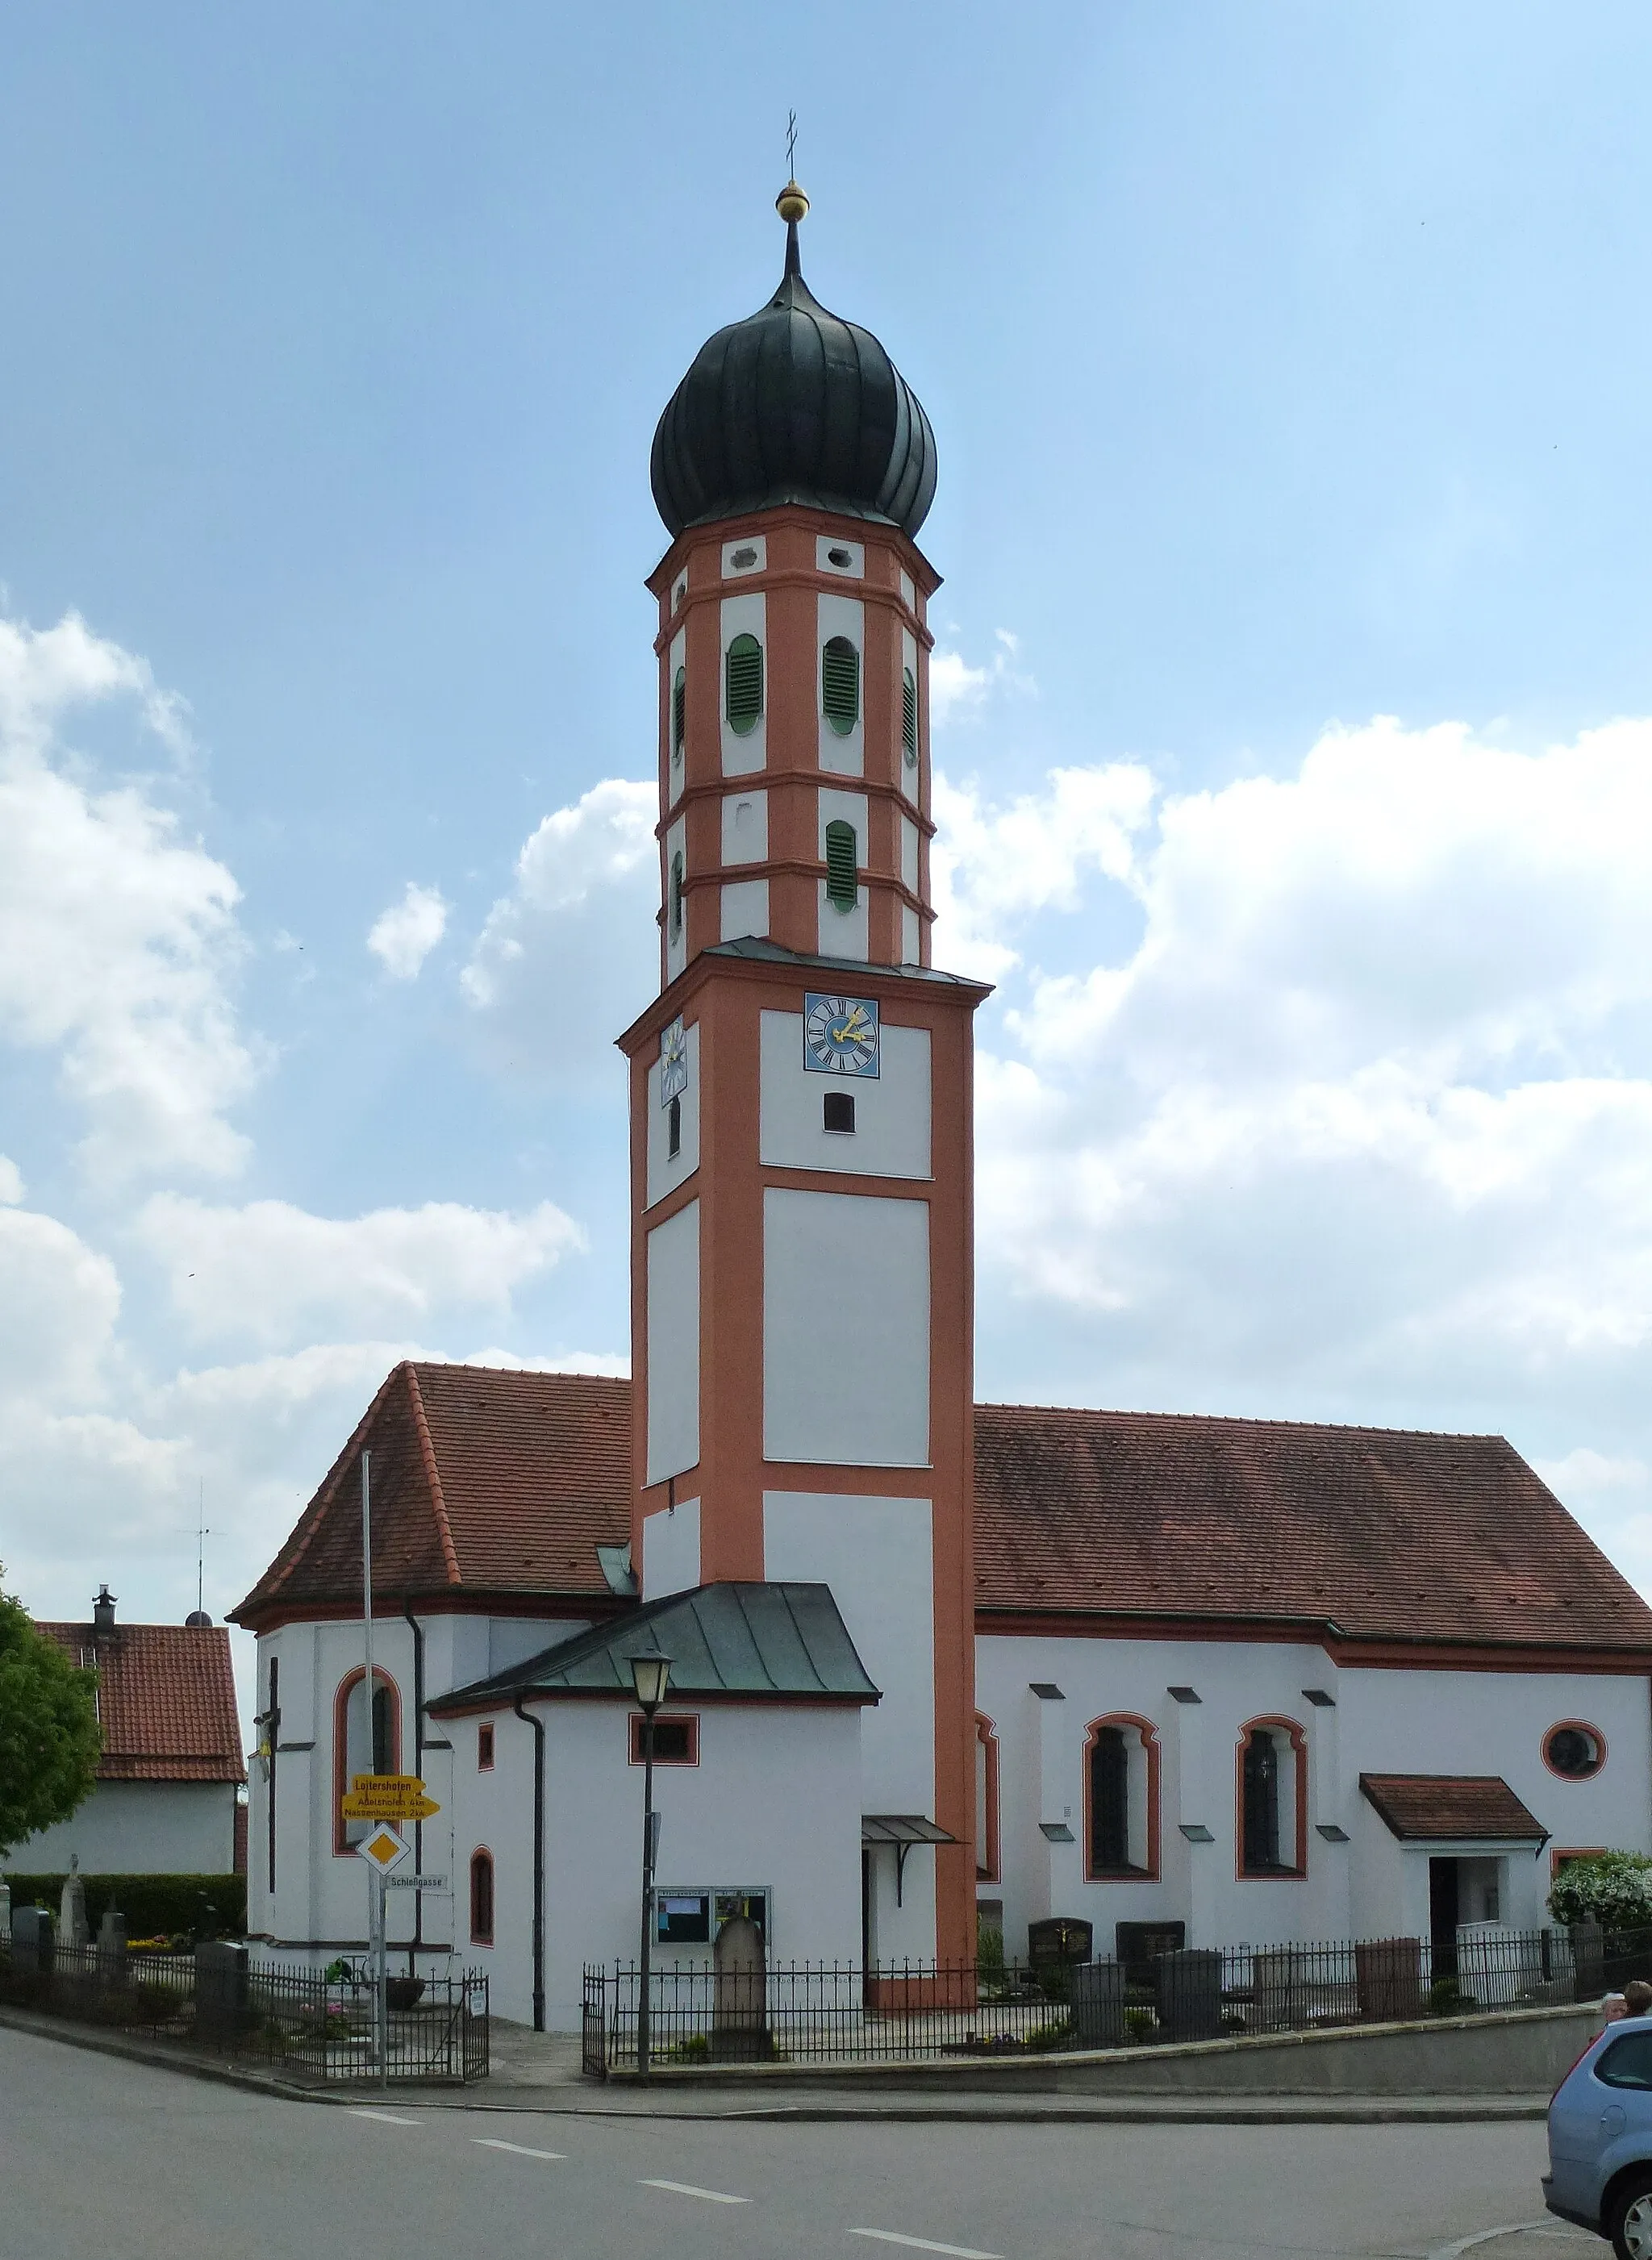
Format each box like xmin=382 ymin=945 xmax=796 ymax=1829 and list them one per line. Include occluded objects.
xmin=0 ymin=1568 xmax=102 ymax=1858
xmin=1549 ymin=1851 xmax=1652 ymax=1932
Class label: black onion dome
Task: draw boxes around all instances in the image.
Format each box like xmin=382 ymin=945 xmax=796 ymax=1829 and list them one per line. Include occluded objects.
xmin=651 ymin=219 xmax=937 ymax=541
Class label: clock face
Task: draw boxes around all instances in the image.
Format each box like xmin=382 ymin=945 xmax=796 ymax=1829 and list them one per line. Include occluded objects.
xmin=660 ymin=1016 xmax=689 ymax=1103
xmin=803 ymin=992 xmax=880 ymax=1078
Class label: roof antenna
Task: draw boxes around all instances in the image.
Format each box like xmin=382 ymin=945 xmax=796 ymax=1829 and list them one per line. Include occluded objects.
xmin=188 ymin=1479 xmax=214 ymax=1627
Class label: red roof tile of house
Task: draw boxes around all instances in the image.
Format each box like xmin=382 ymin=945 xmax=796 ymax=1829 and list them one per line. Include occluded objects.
xmin=1360 ymin=1774 xmax=1546 ymax=1841
xmin=973 ymin=1403 xmax=1652 ymax=1650
xmin=231 ymin=1365 xmax=1652 ymax=1657
xmin=35 ymin=1620 xmax=244 ymax=1784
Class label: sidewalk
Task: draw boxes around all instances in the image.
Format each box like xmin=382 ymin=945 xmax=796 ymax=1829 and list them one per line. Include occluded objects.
xmin=0 ymin=2005 xmax=1549 ymax=2122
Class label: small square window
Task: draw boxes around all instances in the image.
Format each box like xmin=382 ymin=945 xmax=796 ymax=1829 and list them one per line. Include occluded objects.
xmin=478 ymin=1721 xmax=494 ymax=1770
xmin=667 ymin=1095 xmax=682 ymax=1159
xmin=630 ymin=1712 xmax=699 ymax=1766
xmin=823 ymin=1091 xmax=855 ymax=1135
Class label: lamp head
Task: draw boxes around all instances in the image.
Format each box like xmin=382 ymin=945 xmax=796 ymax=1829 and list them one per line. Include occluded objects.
xmin=629 ymin=1641 xmax=673 ymax=1713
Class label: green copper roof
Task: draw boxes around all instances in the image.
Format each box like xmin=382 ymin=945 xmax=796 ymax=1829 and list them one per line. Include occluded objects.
xmin=431 ymin=1581 xmax=880 ymax=1712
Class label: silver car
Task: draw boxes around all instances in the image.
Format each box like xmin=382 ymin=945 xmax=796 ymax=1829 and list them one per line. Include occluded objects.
xmin=1547 ymin=2016 xmax=1652 ymax=2254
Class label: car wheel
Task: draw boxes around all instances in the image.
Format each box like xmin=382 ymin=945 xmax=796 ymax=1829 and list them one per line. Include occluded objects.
xmin=1612 ymin=2173 xmax=1652 ymax=2260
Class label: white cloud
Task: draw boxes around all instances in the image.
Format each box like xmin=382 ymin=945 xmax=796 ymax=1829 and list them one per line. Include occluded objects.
xmin=0 ymin=611 xmax=252 ymax=1182
xmin=929 ymin=630 xmax=1034 ymax=728
xmin=0 ymin=1157 xmax=23 ymax=1204
xmin=367 ymin=882 xmax=448 ymax=980
xmin=134 ymin=1192 xmax=585 ymax=1350
xmin=0 ymin=1204 xmax=122 ymax=1406
xmin=462 ymin=777 xmax=657 ymax=1078
xmin=958 ymin=716 xmax=1652 ymax=1453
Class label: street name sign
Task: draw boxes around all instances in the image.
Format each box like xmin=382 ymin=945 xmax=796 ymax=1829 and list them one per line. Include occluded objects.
xmin=355 ymin=1824 xmax=411 ymax=1877
xmin=384 ymin=1870 xmax=450 ymax=1893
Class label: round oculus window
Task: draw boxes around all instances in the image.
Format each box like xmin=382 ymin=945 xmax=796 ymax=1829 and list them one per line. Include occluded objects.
xmin=1545 ymin=1724 xmax=1604 ymax=1778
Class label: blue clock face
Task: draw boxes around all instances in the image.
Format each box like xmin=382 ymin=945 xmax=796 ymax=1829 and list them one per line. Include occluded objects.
xmin=660 ymin=1017 xmax=688 ymax=1103
xmin=803 ymin=993 xmax=879 ymax=1077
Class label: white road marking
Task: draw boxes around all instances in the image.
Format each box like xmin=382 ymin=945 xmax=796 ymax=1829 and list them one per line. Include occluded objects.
xmin=473 ymin=2137 xmax=565 ymax=2161
xmin=348 ymin=2108 xmax=420 ymax=2127
xmin=849 ymin=2234 xmax=1004 ymax=2259
xmin=1427 ymin=2225 xmax=1560 ymax=2259
xmin=640 ymin=2177 xmax=750 ymax=2205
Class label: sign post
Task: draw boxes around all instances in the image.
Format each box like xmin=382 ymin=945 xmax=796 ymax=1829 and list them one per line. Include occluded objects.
xmin=360 ymin=1449 xmax=384 ymax=2081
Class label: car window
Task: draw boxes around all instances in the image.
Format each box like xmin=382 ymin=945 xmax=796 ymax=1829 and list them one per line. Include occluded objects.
xmin=1598 ymin=2033 xmax=1652 ymax=2089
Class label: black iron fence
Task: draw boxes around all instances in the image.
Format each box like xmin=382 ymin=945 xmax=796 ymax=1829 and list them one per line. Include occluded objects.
xmin=0 ymin=1933 xmax=488 ymax=2084
xmin=581 ymin=1924 xmax=1652 ymax=2075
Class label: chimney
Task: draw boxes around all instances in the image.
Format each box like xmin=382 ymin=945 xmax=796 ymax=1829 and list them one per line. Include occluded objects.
xmin=92 ymin=1584 xmax=116 ymax=1634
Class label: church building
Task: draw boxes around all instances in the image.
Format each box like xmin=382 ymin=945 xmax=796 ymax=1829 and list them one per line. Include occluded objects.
xmin=232 ymin=186 xmax=1652 ymax=2033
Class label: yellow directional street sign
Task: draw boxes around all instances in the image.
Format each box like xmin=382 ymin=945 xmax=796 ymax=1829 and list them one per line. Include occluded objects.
xmin=340 ymin=1773 xmax=441 ymax=1823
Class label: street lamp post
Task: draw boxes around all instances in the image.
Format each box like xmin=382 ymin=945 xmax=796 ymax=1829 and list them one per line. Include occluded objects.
xmin=630 ymin=1641 xmax=672 ymax=2077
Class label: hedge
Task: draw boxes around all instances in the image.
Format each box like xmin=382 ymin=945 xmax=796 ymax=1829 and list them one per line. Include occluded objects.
xmin=1 ymin=1873 xmax=246 ymax=1941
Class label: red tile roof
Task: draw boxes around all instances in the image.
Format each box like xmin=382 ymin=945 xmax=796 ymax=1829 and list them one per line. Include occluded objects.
xmin=1360 ymin=1774 xmax=1546 ymax=1841
xmin=973 ymin=1403 xmax=1652 ymax=1650
xmin=232 ymin=1362 xmax=632 ymax=1625
xmin=36 ymin=1621 xmax=244 ymax=1784
xmin=232 ymin=1366 xmax=1652 ymax=1657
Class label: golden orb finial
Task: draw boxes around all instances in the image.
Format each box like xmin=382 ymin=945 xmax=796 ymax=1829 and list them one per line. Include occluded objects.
xmin=776 ymin=179 xmax=809 ymax=225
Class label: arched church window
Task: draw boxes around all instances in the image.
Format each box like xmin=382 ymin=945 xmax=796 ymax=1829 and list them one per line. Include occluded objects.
xmin=1085 ymin=1715 xmax=1160 ymax=1879
xmin=725 ymin=634 xmax=763 ymax=735
xmin=332 ymin=1667 xmax=400 ymax=1853
xmin=671 ymin=666 xmax=686 ymax=765
xmin=667 ymin=1095 xmax=682 ymax=1159
xmin=469 ymin=1849 xmax=494 ymax=1946
xmin=1238 ymin=1717 xmax=1307 ymax=1877
xmin=824 ymin=821 xmax=857 ymax=911
xmin=670 ymin=850 xmax=684 ymax=940
xmin=822 ymin=636 xmax=860 ymax=735
xmin=902 ymin=668 xmax=918 ymax=768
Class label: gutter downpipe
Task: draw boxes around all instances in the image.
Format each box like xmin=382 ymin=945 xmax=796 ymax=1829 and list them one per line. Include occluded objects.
xmin=403 ymin=1599 xmax=425 ymax=1978
xmin=513 ymin=1692 xmax=546 ymax=2032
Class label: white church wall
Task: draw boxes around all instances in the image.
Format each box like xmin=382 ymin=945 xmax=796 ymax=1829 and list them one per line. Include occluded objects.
xmin=646 ymin=1199 xmax=700 ymax=1483
xmin=641 ymin=1498 xmax=701 ymax=1599
xmin=523 ymin=1699 xmax=865 ymax=2031
xmin=16 ymin=1781 xmax=238 ymax=1877
xmin=762 ymin=1190 xmax=929 ymax=1466
xmin=759 ymin=1011 xmax=930 ymax=1181
xmin=976 ymin=1632 xmax=1652 ymax=1960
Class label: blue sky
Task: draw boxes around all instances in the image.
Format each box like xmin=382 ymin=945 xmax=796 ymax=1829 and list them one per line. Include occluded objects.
xmin=6 ymin=3 xmax=1652 ymax=1697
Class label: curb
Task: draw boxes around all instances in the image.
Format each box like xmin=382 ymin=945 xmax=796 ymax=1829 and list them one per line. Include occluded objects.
xmin=0 ymin=2011 xmax=1550 ymax=2124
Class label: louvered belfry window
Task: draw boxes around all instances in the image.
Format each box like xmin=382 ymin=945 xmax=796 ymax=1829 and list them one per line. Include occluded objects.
xmin=670 ymin=849 xmax=684 ymax=940
xmin=824 ymin=819 xmax=857 ymax=910
xmin=902 ymin=668 xmax=918 ymax=766
xmin=822 ymin=636 xmax=860 ymax=736
xmin=671 ymin=666 xmax=686 ymax=765
xmin=724 ymin=633 xmax=763 ymax=736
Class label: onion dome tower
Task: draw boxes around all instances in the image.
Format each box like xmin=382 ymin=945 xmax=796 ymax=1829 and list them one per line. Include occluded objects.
xmin=619 ymin=185 xmax=987 ymax=1973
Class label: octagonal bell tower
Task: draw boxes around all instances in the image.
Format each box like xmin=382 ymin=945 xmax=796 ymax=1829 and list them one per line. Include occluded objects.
xmin=618 ymin=184 xmax=987 ymax=1967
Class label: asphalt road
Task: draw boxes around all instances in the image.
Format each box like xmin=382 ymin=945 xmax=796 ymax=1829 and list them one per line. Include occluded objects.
xmin=0 ymin=2025 xmax=1604 ymax=2260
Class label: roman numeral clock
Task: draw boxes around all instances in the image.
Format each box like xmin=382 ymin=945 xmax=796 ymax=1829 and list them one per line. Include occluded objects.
xmin=803 ymin=993 xmax=880 ymax=1077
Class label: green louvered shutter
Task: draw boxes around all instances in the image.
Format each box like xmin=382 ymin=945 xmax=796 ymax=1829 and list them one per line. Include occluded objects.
xmin=822 ymin=636 xmax=860 ymax=736
xmin=824 ymin=819 xmax=857 ymax=910
xmin=671 ymin=667 xmax=686 ymax=765
xmin=902 ymin=668 xmax=918 ymax=766
xmin=725 ymin=633 xmax=763 ymax=735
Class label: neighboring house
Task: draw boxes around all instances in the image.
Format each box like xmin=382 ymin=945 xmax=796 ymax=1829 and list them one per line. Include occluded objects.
xmin=233 ymin=1362 xmax=1652 ymax=2031
xmin=12 ymin=1587 xmax=245 ymax=1876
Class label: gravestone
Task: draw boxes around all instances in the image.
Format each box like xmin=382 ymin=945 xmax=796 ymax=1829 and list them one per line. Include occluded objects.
xmin=1115 ymin=1920 xmax=1185 ymax=1991
xmin=11 ymin=1905 xmax=54 ymax=1977
xmin=195 ymin=1939 xmax=250 ymax=2046
xmin=1571 ymin=1920 xmax=1606 ymax=2002
xmin=1354 ymin=1935 xmax=1423 ymax=2022
xmin=1028 ymin=1916 xmax=1093 ymax=1971
xmin=59 ymin=1860 xmax=89 ymax=1949
xmin=1070 ymin=1959 xmax=1127 ymax=2048
xmin=96 ymin=1909 xmax=127 ymax=1985
xmin=1157 ymin=1947 xmax=1224 ymax=2041
xmin=0 ymin=1882 xmax=10 ymax=1942
xmin=710 ymin=1915 xmax=770 ymax=2061
xmin=1252 ymin=1945 xmax=1306 ymax=2032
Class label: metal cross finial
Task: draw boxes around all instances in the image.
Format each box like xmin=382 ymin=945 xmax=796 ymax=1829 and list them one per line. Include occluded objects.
xmin=786 ymin=110 xmax=798 ymax=177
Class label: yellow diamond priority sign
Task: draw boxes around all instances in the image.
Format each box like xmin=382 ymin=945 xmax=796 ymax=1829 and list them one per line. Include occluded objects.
xmin=356 ymin=1823 xmax=411 ymax=1877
